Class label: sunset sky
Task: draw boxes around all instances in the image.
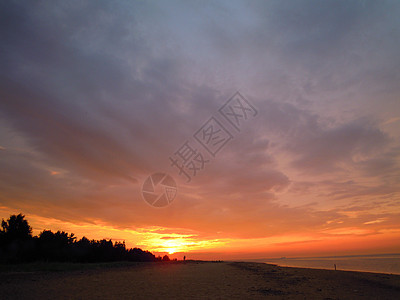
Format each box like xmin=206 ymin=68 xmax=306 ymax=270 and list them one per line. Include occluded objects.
xmin=1 ymin=0 xmax=400 ymax=260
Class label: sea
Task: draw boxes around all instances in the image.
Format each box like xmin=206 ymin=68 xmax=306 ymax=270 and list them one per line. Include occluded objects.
xmin=264 ymin=254 xmax=400 ymax=275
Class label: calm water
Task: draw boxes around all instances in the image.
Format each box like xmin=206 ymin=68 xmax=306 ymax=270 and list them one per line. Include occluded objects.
xmin=265 ymin=254 xmax=400 ymax=275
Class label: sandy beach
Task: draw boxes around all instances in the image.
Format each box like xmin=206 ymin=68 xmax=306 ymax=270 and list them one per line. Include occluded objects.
xmin=1 ymin=261 xmax=399 ymax=299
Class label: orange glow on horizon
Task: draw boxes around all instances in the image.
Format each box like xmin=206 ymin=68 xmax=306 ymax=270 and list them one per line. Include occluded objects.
xmin=1 ymin=207 xmax=399 ymax=260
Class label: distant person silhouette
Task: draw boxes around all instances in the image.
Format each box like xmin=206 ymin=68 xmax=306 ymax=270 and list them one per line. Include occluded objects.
xmin=183 ymin=256 xmax=186 ymax=261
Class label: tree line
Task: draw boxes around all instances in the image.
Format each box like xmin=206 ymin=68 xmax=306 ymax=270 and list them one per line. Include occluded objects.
xmin=0 ymin=214 xmax=170 ymax=263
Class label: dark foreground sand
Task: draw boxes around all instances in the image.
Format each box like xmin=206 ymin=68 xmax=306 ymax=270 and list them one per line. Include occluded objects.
xmin=1 ymin=261 xmax=400 ymax=299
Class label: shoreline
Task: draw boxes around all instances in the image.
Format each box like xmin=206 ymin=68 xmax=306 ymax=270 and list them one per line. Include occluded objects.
xmin=262 ymin=262 xmax=400 ymax=276
xmin=243 ymin=253 xmax=400 ymax=275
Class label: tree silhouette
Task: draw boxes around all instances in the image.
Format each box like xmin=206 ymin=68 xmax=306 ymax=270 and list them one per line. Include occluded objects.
xmin=162 ymin=255 xmax=170 ymax=261
xmin=1 ymin=213 xmax=32 ymax=241
xmin=37 ymin=230 xmax=76 ymax=261
xmin=0 ymin=214 xmax=33 ymax=262
xmin=0 ymin=214 xmax=170 ymax=264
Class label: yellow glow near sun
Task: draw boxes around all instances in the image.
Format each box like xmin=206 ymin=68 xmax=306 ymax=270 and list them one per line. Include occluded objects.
xmin=139 ymin=229 xmax=227 ymax=254
xmin=0 ymin=210 xmax=228 ymax=255
xmin=166 ymin=248 xmax=177 ymax=254
xmin=156 ymin=237 xmax=194 ymax=254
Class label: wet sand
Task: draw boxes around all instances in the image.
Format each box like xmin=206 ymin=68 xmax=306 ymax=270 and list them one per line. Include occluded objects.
xmin=1 ymin=261 xmax=400 ymax=299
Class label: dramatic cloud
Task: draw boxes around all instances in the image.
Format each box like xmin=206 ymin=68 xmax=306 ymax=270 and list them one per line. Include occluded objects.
xmin=1 ymin=0 xmax=399 ymax=257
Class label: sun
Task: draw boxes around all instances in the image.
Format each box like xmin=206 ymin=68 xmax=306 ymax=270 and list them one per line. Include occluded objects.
xmin=159 ymin=238 xmax=188 ymax=254
xmin=166 ymin=248 xmax=177 ymax=254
